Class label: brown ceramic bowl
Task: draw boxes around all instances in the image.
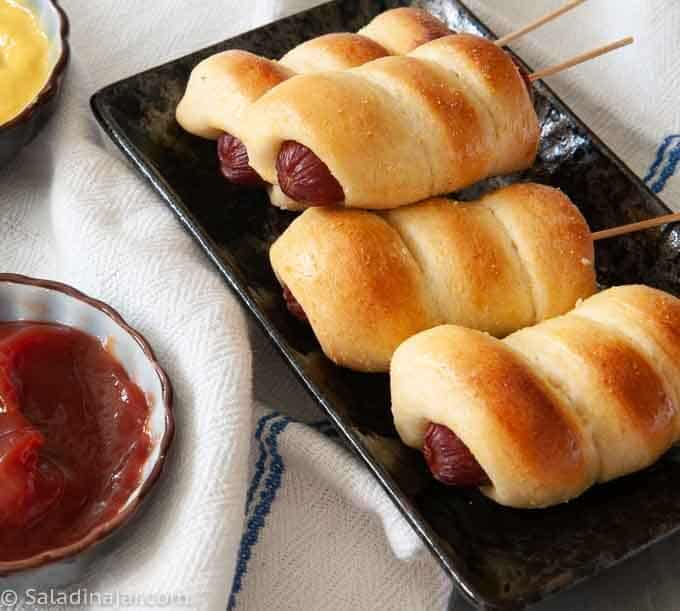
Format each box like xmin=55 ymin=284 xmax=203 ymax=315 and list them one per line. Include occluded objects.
xmin=0 ymin=0 xmax=70 ymax=167
xmin=0 ymin=274 xmax=174 ymax=583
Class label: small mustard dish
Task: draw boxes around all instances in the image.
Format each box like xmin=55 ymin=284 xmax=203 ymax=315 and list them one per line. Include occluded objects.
xmin=0 ymin=0 xmax=50 ymax=125
xmin=0 ymin=0 xmax=68 ymax=167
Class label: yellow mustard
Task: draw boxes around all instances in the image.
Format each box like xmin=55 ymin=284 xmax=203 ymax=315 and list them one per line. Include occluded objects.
xmin=0 ymin=0 xmax=49 ymax=125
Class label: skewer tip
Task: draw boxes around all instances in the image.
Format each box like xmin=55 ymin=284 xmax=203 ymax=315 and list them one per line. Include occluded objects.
xmin=529 ymin=35 xmax=635 ymax=82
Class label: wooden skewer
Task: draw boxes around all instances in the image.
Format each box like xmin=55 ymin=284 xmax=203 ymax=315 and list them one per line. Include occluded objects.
xmin=495 ymin=0 xmax=587 ymax=47
xmin=529 ymin=36 xmax=634 ymax=81
xmin=593 ymin=212 xmax=680 ymax=241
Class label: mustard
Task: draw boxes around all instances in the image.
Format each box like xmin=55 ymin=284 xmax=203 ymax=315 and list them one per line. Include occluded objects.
xmin=0 ymin=0 xmax=49 ymax=125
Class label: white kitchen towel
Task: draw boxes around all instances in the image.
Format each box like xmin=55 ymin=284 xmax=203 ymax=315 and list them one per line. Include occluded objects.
xmin=1 ymin=1 xmax=680 ymax=611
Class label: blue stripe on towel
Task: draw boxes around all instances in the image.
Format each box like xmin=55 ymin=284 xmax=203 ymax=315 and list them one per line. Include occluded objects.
xmin=643 ymin=134 xmax=680 ymax=184
xmin=644 ymin=134 xmax=680 ymax=195
xmin=650 ymin=141 xmax=680 ymax=194
xmin=229 ymin=415 xmax=291 ymax=610
xmin=245 ymin=412 xmax=281 ymax=514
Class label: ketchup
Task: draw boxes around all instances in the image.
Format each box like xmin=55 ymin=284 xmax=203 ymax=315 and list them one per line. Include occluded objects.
xmin=0 ymin=322 xmax=152 ymax=561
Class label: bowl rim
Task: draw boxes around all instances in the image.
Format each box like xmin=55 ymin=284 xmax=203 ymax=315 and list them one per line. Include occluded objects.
xmin=0 ymin=0 xmax=70 ymax=133
xmin=0 ymin=273 xmax=175 ymax=575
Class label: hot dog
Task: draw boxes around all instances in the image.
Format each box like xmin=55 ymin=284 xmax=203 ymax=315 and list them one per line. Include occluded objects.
xmin=176 ymin=8 xmax=453 ymax=203
xmin=242 ymin=34 xmax=538 ymax=209
xmin=391 ymin=285 xmax=680 ymax=508
xmin=217 ymin=134 xmax=264 ymax=187
xmin=282 ymin=285 xmax=307 ymax=322
xmin=271 ymin=59 xmax=534 ymax=206
xmin=276 ymin=142 xmax=345 ymax=205
xmin=423 ymin=423 xmax=489 ymax=487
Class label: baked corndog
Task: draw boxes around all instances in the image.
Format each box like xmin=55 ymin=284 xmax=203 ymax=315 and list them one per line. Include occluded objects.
xmin=271 ymin=183 xmax=596 ymax=372
xmin=241 ymin=32 xmax=538 ymax=209
xmin=175 ymin=7 xmax=451 ymax=145
xmin=391 ymin=285 xmax=680 ymax=508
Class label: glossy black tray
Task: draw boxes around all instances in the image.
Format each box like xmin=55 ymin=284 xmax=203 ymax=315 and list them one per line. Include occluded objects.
xmin=90 ymin=1 xmax=680 ymax=609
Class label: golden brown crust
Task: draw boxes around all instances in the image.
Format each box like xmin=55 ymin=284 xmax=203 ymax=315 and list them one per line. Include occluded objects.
xmin=279 ymin=33 xmax=389 ymax=72
xmin=391 ymin=326 xmax=597 ymax=508
xmin=384 ymin=198 xmax=534 ymax=336
xmin=243 ymin=34 xmax=539 ymax=209
xmin=244 ymin=70 xmax=433 ymax=205
xmin=358 ymin=7 xmax=452 ymax=54
xmin=411 ymin=34 xmax=539 ymax=175
xmin=179 ymin=10 xmax=526 ymax=212
xmin=391 ymin=285 xmax=680 ymax=508
xmin=574 ymin=285 xmax=680 ymax=436
xmin=271 ymin=184 xmax=594 ymax=371
xmin=507 ymin=315 xmax=676 ymax=481
xmin=176 ymin=50 xmax=293 ymax=140
xmin=177 ymin=8 xmax=449 ymax=145
xmin=270 ymin=207 xmax=440 ymax=372
xmin=355 ymin=56 xmax=495 ymax=195
xmin=550 ymin=322 xmax=674 ymax=444
xmin=585 ymin=285 xmax=680 ymax=361
xmin=479 ymin=183 xmax=597 ymax=320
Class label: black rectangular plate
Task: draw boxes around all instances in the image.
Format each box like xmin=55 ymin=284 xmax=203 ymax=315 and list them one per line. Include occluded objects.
xmin=91 ymin=1 xmax=680 ymax=609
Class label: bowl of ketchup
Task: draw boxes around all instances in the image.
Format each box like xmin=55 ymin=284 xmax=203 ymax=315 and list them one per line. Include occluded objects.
xmin=0 ymin=274 xmax=173 ymax=580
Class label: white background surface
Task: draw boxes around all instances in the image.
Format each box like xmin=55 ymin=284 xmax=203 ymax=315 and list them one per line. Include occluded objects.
xmin=1 ymin=1 xmax=679 ymax=610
